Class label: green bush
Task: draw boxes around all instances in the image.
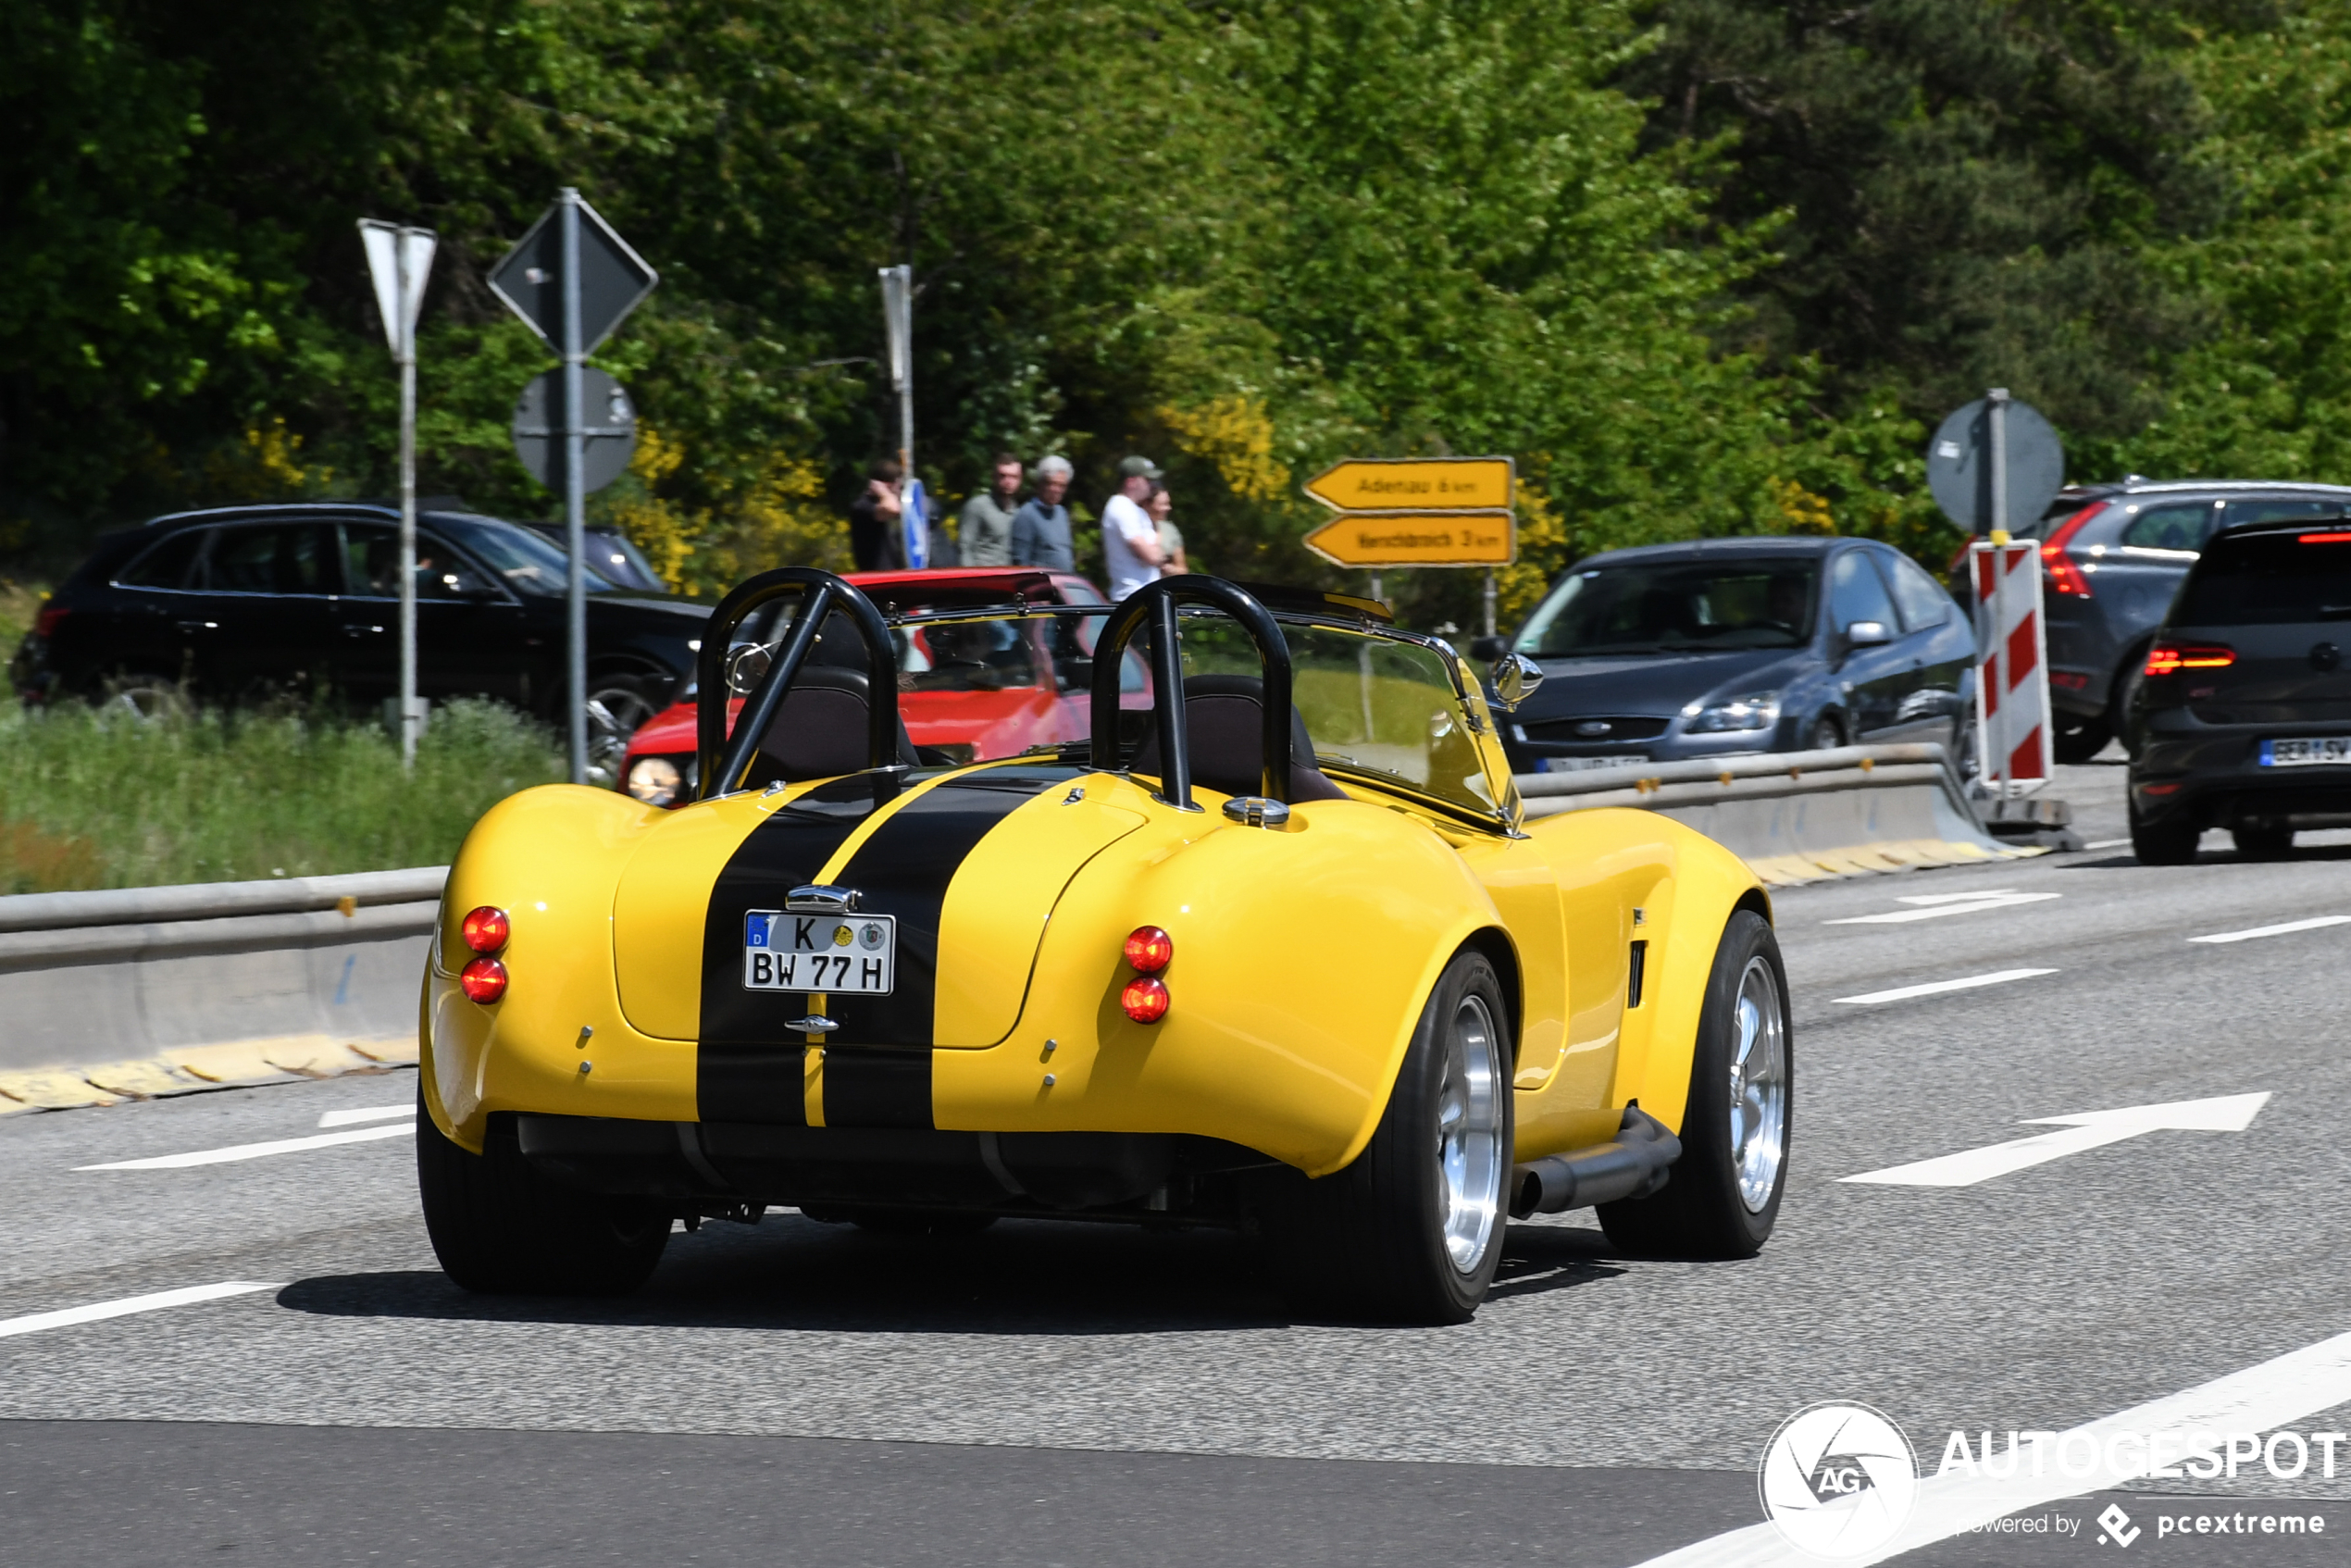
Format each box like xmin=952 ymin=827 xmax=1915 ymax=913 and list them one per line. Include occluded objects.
xmin=0 ymin=697 xmax=566 ymax=893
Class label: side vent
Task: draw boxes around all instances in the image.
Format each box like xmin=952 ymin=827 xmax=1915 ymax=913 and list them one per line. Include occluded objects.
xmin=1627 ymin=940 xmax=1648 ymax=1008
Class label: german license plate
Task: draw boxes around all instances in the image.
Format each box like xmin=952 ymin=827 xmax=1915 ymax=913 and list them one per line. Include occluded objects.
xmin=743 ymin=911 xmax=896 ymax=994
xmin=1538 ymin=753 xmax=1648 ymax=774
xmin=2259 ymin=737 xmax=2351 ymax=767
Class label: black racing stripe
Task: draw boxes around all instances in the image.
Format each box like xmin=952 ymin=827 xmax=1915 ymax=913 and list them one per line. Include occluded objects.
xmin=697 ymin=774 xmax=900 ymax=1125
xmin=819 ymin=764 xmax=1082 ymax=1053
xmin=820 ymin=1047 xmax=934 ymax=1129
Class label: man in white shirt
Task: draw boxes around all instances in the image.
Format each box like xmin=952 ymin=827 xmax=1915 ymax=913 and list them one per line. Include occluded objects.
xmin=1100 ymin=454 xmax=1167 ymax=599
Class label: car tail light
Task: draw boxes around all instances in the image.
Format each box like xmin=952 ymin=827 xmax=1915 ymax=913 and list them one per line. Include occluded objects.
xmin=33 ymin=606 xmax=68 ymax=639
xmin=1123 ymin=926 xmax=1173 ymax=974
xmin=2300 ymin=531 xmax=2351 ymax=544
xmin=1120 ymin=975 xmax=1170 ymax=1024
xmin=460 ymin=905 xmax=510 ymax=953
xmin=2039 ymin=503 xmax=2107 ymax=598
xmin=2145 ymin=641 xmax=2234 ymax=678
xmin=459 ymin=956 xmax=508 ymax=1002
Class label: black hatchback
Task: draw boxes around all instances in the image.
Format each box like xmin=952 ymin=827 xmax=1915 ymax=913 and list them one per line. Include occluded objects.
xmin=2128 ymin=517 xmax=2351 ymax=862
xmin=10 ymin=503 xmax=711 ymax=776
xmin=1484 ymin=536 xmax=1979 ymax=778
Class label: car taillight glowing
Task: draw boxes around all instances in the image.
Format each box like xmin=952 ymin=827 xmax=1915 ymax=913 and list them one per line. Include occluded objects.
xmin=459 ymin=956 xmax=508 ymax=1003
xmin=1120 ymin=975 xmax=1170 ymax=1024
xmin=33 ymin=605 xmax=68 ymax=639
xmin=1123 ymin=926 xmax=1174 ymax=973
xmin=460 ymin=905 xmax=510 ymax=952
xmin=2038 ymin=502 xmax=2107 ymax=599
xmin=2300 ymin=531 xmax=2351 ymax=544
xmin=2144 ymin=641 xmax=2234 ymax=678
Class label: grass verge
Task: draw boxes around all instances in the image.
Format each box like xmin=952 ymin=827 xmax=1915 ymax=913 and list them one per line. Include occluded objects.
xmin=0 ymin=696 xmax=567 ymax=892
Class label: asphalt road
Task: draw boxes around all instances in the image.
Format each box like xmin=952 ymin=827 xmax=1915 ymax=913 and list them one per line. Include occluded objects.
xmin=5 ymin=752 xmax=2350 ymax=1565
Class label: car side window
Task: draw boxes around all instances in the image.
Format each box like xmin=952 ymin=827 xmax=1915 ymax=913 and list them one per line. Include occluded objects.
xmin=341 ymin=523 xmax=488 ymax=600
xmin=115 ymin=529 xmax=208 ymax=591
xmin=1827 ymin=549 xmax=1899 ymax=634
xmin=2226 ymin=498 xmax=2343 ymax=530
xmin=1883 ymin=553 xmax=1950 ymax=632
xmin=2119 ymin=503 xmax=2212 ymax=552
xmin=189 ymin=524 xmax=333 ymax=594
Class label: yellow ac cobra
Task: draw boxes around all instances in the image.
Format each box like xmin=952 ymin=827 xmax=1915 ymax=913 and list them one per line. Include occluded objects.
xmin=417 ymin=569 xmax=1790 ymax=1323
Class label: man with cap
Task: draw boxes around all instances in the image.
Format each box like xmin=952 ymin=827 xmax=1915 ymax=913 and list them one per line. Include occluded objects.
xmin=1101 ymin=454 xmax=1167 ymax=600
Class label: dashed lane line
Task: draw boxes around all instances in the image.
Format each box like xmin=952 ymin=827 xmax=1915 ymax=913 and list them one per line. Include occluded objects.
xmin=1629 ymin=1325 xmax=2351 ymax=1566
xmin=75 ymin=1123 xmax=412 ymax=1171
xmin=1824 ymin=890 xmax=2061 ymax=926
xmin=2187 ymin=915 xmax=2351 ymax=945
xmin=317 ymin=1103 xmax=415 ymax=1128
xmin=0 ymin=1282 xmax=281 ymax=1340
xmin=1832 ymin=969 xmax=2058 ymax=1005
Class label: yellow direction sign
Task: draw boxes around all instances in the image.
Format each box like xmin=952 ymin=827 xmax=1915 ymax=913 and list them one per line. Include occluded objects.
xmin=1302 ymin=456 xmax=1513 ymax=515
xmin=1302 ymin=512 xmax=1514 ymax=568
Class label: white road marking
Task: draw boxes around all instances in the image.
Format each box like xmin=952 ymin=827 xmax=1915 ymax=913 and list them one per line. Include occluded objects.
xmin=1832 ymin=969 xmax=2056 ymax=1005
xmin=0 ymin=1281 xmax=281 ymax=1340
xmin=317 ymin=1103 xmax=416 ymax=1128
xmin=1841 ymin=1092 xmax=2270 ymax=1187
xmin=2187 ymin=915 xmax=2351 ymax=945
xmin=2082 ymin=838 xmax=2131 ymax=850
xmin=1825 ymin=890 xmax=2060 ymax=925
xmin=1630 ymin=1323 xmax=2351 ymax=1566
xmin=76 ymin=1123 xmax=412 ymax=1171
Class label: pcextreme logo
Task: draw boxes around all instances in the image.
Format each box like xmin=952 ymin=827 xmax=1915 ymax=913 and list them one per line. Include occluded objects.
xmin=1758 ymin=1402 xmax=1920 ymax=1560
xmin=2097 ymin=1503 xmax=2141 ymax=1548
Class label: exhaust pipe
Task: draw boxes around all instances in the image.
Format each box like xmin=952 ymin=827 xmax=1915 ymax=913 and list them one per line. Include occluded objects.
xmin=1511 ymin=1106 xmax=1680 ymax=1218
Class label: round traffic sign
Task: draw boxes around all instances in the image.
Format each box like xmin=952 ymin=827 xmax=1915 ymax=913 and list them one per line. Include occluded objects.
xmin=1925 ymin=396 xmax=2064 ymax=535
xmin=511 ymin=368 xmax=638 ymax=494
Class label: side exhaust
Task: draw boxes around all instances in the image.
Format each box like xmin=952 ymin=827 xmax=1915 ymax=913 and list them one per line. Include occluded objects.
xmin=1511 ymin=1106 xmax=1681 ymax=1218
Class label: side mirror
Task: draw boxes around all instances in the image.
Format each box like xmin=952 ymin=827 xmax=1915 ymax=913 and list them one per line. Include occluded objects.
xmin=1468 ymin=634 xmax=1508 ymax=662
xmin=1487 ymin=653 xmax=1546 ymax=711
xmin=1843 ymin=619 xmax=1891 ymax=650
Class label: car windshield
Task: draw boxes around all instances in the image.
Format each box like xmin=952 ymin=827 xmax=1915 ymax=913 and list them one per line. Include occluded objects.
xmin=1176 ymin=613 xmax=1501 ymax=818
xmin=1513 ymin=557 xmax=1819 ymax=656
xmin=438 ymin=516 xmax=622 ymax=596
xmin=2175 ymin=531 xmax=2351 ymax=624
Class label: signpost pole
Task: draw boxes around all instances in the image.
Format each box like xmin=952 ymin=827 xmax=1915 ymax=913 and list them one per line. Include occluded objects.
xmin=395 ymin=241 xmax=419 ymax=770
xmin=561 ymin=189 xmax=589 ymax=787
xmin=878 ymin=266 xmax=918 ymax=567
xmin=1482 ymin=569 xmax=1498 ymax=638
xmin=1987 ymin=387 xmax=2011 ymax=804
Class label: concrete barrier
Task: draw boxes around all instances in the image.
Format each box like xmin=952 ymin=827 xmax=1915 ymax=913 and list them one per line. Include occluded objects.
xmin=0 ymin=867 xmax=443 ymax=1111
xmin=1517 ymin=744 xmax=2041 ymax=887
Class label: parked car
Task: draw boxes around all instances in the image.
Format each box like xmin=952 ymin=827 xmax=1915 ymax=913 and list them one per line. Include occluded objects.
xmin=1476 ymin=537 xmax=1976 ymax=779
xmin=2125 ymin=514 xmax=2351 ymax=863
xmin=417 ymin=569 xmax=1785 ymax=1322
xmin=10 ymin=503 xmax=709 ymax=778
xmin=1949 ymin=479 xmax=2351 ymax=761
xmin=616 ymin=566 xmax=1131 ymax=806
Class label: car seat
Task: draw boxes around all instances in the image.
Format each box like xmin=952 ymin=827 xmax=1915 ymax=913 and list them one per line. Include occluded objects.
xmin=1128 ymin=673 xmax=1349 ymax=802
xmin=745 ymin=666 xmax=921 ymax=786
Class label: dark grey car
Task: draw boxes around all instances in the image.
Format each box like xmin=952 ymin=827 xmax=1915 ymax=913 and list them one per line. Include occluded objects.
xmin=1482 ymin=537 xmax=1977 ymax=778
xmin=1982 ymin=479 xmax=2351 ymax=760
xmin=2127 ymin=516 xmax=2351 ymax=862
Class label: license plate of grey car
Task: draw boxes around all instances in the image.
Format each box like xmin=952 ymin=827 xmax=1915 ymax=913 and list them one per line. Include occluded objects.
xmin=1539 ymin=754 xmax=1648 ymax=773
xmin=743 ymin=911 xmax=896 ymax=993
xmin=2259 ymin=737 xmax=2351 ymax=767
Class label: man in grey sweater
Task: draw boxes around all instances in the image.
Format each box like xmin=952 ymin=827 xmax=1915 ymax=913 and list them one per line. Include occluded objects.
xmin=1008 ymin=454 xmax=1076 ymax=571
xmin=958 ymin=452 xmax=1025 ymax=567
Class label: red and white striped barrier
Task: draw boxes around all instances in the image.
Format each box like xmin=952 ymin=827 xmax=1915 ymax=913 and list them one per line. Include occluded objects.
xmin=1970 ymin=541 xmax=2052 ymax=793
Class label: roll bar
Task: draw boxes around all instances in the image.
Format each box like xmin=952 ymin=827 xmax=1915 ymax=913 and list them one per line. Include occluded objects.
xmin=695 ymin=567 xmax=899 ymax=801
xmin=1088 ymin=576 xmax=1294 ymax=812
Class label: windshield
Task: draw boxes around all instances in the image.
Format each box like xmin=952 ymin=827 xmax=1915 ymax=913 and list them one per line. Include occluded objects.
xmin=439 ymin=516 xmax=622 ymax=596
xmin=1514 ymin=557 xmax=1819 ymax=656
xmin=1176 ymin=613 xmax=1500 ymax=818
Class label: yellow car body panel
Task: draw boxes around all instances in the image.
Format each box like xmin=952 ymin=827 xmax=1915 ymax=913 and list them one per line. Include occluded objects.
xmin=423 ymin=728 xmax=1765 ymax=1179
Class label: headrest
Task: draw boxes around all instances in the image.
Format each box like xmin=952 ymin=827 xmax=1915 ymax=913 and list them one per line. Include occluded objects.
xmin=750 ymin=665 xmax=919 ymax=785
xmin=1129 ymin=673 xmax=1347 ymax=803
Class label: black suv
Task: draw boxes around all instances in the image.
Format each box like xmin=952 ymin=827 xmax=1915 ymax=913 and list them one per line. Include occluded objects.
xmin=10 ymin=503 xmax=710 ymax=774
xmin=2126 ymin=516 xmax=2351 ymax=862
xmin=1973 ymin=479 xmax=2351 ymax=761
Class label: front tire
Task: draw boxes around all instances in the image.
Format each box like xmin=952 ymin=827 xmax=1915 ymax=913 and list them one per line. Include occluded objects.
xmin=1259 ymin=951 xmax=1512 ymax=1325
xmin=1599 ymin=911 xmax=1789 ymax=1260
xmin=417 ymin=1097 xmax=669 ymax=1295
xmin=2052 ymin=715 xmax=2112 ymax=765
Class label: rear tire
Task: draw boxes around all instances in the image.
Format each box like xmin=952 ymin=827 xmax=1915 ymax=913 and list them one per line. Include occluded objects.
xmin=417 ymin=1097 xmax=669 ymax=1295
xmin=2129 ymin=803 xmax=2200 ymax=865
xmin=2052 ymin=716 xmax=2112 ymax=765
xmin=1258 ymin=951 xmax=1512 ymax=1325
xmin=1808 ymin=716 xmax=1844 ymax=751
xmin=1599 ymin=911 xmax=1789 ymax=1260
xmin=2232 ymin=822 xmax=2295 ymax=859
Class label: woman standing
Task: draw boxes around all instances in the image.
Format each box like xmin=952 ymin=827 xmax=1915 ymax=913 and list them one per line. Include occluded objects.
xmin=1147 ymin=481 xmax=1188 ymax=576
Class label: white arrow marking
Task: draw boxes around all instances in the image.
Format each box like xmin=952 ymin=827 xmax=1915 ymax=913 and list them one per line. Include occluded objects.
xmin=2188 ymin=915 xmax=2351 ymax=944
xmin=0 ymin=1282 xmax=281 ymax=1340
xmin=76 ymin=1123 xmax=412 ymax=1171
xmin=1840 ymin=1091 xmax=2270 ymax=1187
xmin=1825 ymin=890 xmax=2060 ymax=925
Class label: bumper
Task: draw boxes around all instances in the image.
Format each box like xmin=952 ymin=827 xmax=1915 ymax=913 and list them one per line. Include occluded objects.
xmin=2131 ymin=722 xmax=2351 ymax=827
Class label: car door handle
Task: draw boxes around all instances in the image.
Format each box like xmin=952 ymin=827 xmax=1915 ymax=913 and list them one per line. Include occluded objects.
xmin=175 ymin=619 xmax=218 ymax=633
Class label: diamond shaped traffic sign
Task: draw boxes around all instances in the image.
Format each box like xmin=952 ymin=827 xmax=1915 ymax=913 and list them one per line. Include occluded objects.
xmin=487 ymin=193 xmax=658 ymax=355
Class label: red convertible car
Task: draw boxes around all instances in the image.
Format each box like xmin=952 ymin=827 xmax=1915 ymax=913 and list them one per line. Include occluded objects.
xmin=618 ymin=567 xmax=1133 ymax=806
